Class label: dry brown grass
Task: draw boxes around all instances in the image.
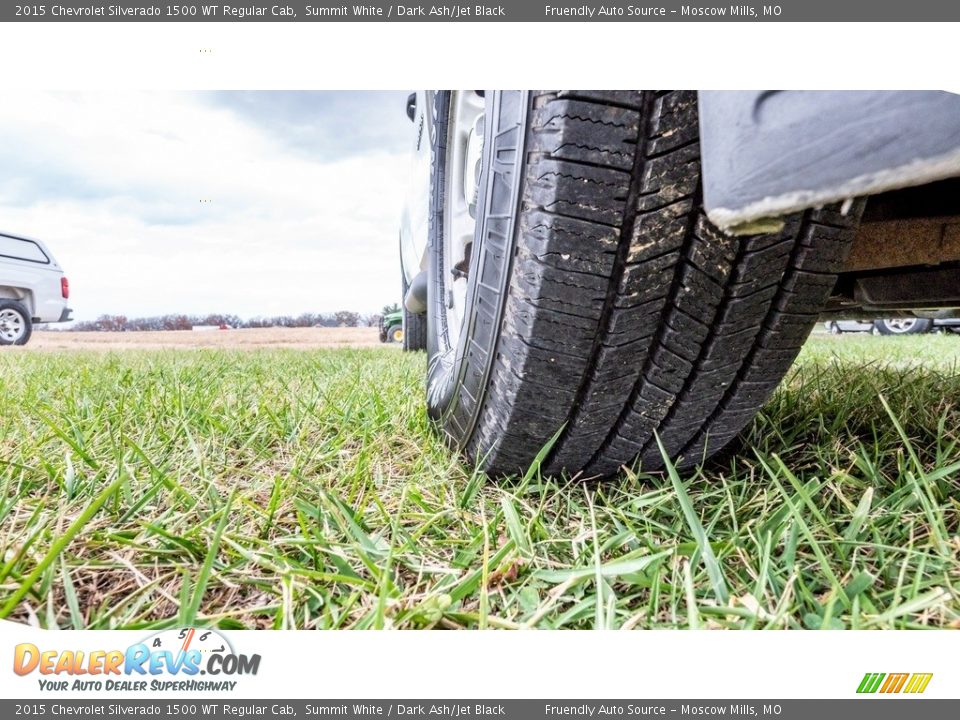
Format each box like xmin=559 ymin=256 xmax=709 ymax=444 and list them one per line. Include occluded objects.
xmin=27 ymin=327 xmax=384 ymax=350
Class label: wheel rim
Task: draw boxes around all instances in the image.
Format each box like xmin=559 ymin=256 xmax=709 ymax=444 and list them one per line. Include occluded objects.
xmin=884 ymin=318 xmax=918 ymax=333
xmin=442 ymin=90 xmax=485 ymax=344
xmin=393 ymin=328 xmax=404 ymax=343
xmin=0 ymin=308 xmax=26 ymax=343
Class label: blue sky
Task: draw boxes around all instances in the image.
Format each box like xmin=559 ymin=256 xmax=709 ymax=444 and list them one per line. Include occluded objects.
xmin=0 ymin=91 xmax=412 ymax=321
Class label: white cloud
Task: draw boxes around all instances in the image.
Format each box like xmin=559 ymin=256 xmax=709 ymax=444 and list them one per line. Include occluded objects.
xmin=0 ymin=91 xmax=411 ymax=320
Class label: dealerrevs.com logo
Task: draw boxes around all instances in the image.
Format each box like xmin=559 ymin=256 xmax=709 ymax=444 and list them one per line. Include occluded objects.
xmin=13 ymin=628 xmax=261 ymax=693
xmin=857 ymin=673 xmax=933 ymax=695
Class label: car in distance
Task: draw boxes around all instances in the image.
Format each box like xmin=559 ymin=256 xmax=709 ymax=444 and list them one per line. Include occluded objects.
xmin=399 ymin=91 xmax=960 ymax=478
xmin=0 ymin=231 xmax=72 ymax=346
xmin=826 ymin=317 xmax=960 ymax=335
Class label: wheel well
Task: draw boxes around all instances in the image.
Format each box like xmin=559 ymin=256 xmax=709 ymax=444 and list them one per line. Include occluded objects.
xmin=0 ymin=286 xmax=34 ymax=315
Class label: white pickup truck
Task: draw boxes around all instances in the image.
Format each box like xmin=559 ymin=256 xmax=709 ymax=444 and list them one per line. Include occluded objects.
xmin=0 ymin=232 xmax=72 ymax=346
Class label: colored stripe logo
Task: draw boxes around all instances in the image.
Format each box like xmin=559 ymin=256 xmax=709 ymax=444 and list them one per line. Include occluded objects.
xmin=857 ymin=672 xmax=933 ymax=694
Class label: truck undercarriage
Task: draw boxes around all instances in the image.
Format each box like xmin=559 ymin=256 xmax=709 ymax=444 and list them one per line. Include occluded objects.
xmin=827 ymin=177 xmax=960 ymax=319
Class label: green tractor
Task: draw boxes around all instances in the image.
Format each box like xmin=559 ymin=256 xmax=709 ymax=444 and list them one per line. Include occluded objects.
xmin=379 ymin=298 xmax=426 ymax=350
xmin=379 ymin=309 xmax=404 ymax=344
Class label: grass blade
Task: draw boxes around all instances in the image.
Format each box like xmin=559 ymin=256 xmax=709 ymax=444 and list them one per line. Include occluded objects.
xmin=182 ymin=488 xmax=236 ymax=626
xmin=0 ymin=476 xmax=123 ymax=618
xmin=656 ymin=433 xmax=729 ymax=605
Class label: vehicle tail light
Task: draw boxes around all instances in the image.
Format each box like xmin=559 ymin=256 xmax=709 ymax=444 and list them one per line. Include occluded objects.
xmin=61 ymin=277 xmax=70 ymax=299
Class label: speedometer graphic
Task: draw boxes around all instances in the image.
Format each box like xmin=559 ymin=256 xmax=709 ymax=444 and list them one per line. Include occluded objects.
xmin=142 ymin=627 xmax=234 ymax=660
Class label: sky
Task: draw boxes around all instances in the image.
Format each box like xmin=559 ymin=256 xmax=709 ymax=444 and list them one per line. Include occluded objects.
xmin=0 ymin=91 xmax=412 ymax=322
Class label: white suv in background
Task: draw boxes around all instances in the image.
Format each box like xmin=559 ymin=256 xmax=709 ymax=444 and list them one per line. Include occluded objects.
xmin=0 ymin=232 xmax=72 ymax=346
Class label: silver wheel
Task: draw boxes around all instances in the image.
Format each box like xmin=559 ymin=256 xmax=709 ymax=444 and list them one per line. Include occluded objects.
xmin=441 ymin=90 xmax=485 ymax=343
xmin=0 ymin=307 xmax=27 ymax=344
xmin=874 ymin=317 xmax=934 ymax=336
xmin=883 ymin=318 xmax=918 ymax=334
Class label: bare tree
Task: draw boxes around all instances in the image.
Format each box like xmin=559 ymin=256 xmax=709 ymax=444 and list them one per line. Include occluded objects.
xmin=70 ymin=310 xmax=373 ymax=331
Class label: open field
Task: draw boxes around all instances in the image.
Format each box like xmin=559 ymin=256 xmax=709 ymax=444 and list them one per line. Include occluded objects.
xmin=27 ymin=327 xmax=383 ymax=350
xmin=0 ymin=334 xmax=958 ymax=630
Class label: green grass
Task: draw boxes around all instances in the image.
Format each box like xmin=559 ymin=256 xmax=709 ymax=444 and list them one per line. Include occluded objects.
xmin=1 ymin=334 xmax=958 ymax=630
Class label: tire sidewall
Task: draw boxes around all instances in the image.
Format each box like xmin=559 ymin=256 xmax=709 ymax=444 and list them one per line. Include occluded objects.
xmin=425 ymin=91 xmax=529 ymax=443
xmin=0 ymin=300 xmax=33 ymax=346
xmin=425 ymin=91 xmax=457 ymax=417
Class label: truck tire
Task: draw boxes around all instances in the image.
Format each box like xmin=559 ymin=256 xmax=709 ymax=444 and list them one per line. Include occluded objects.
xmin=425 ymin=90 xmax=863 ymax=477
xmin=0 ymin=300 xmax=33 ymax=346
xmin=402 ymin=272 xmax=427 ymax=352
xmin=873 ymin=318 xmax=933 ymax=335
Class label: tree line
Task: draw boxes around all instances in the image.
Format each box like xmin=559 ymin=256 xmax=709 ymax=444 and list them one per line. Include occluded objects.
xmin=66 ymin=311 xmax=383 ymax=332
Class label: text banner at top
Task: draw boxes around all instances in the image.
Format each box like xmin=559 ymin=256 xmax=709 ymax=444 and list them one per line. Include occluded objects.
xmin=6 ymin=0 xmax=960 ymax=22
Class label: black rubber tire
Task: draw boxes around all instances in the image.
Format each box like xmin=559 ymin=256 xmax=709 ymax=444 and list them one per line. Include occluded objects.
xmin=401 ymin=272 xmax=427 ymax=352
xmin=0 ymin=299 xmax=33 ymax=346
xmin=426 ymin=90 xmax=863 ymax=477
xmin=827 ymin=322 xmax=842 ymax=334
xmin=386 ymin=325 xmax=403 ymax=343
xmin=873 ymin=318 xmax=933 ymax=335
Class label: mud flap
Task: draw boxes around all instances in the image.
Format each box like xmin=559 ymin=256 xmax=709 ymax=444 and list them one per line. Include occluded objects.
xmin=698 ymin=91 xmax=960 ymax=233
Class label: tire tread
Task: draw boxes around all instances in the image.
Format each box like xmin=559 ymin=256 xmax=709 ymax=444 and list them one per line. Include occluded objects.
xmin=454 ymin=91 xmax=862 ymax=476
